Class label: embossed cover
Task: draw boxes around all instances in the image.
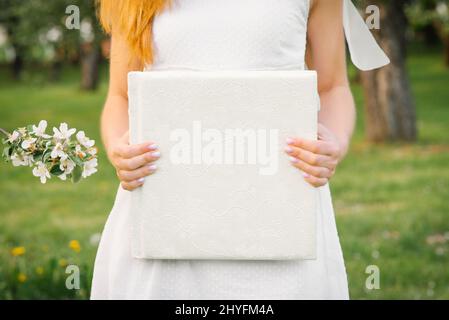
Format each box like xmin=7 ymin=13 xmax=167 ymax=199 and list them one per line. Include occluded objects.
xmin=128 ymin=70 xmax=319 ymax=260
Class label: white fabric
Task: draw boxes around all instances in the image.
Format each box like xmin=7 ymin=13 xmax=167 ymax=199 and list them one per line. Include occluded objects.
xmin=91 ymin=0 xmax=387 ymax=299
xmin=128 ymin=71 xmax=319 ymax=260
xmin=343 ymin=0 xmax=390 ymax=70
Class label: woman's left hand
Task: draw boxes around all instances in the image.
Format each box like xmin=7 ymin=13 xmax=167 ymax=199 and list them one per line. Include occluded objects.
xmin=285 ymin=124 xmax=345 ymax=188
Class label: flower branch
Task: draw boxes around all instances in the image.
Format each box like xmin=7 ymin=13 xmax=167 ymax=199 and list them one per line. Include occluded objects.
xmin=1 ymin=121 xmax=98 ymax=184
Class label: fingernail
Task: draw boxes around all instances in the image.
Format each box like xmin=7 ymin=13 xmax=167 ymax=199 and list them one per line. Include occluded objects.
xmin=285 ymin=146 xmax=293 ymax=154
xmin=302 ymin=172 xmax=310 ymax=179
xmin=286 ymin=137 xmax=295 ymax=145
xmin=148 ymin=144 xmax=158 ymax=151
xmin=148 ymin=164 xmax=157 ymax=171
xmin=150 ymin=151 xmax=161 ymax=159
xmin=138 ymin=177 xmax=145 ymax=183
xmin=289 ymin=156 xmax=299 ymax=163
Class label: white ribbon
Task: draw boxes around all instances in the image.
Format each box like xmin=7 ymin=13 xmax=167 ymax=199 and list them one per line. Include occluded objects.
xmin=343 ymin=0 xmax=390 ymax=71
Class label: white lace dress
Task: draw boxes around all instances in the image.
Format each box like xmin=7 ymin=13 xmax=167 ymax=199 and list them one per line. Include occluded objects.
xmin=91 ymin=0 xmax=388 ymax=300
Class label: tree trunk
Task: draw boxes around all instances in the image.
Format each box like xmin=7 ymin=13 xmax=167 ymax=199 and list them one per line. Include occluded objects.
xmin=9 ymin=31 xmax=24 ymax=80
xmin=360 ymin=0 xmax=417 ymax=142
xmin=433 ymin=21 xmax=449 ymax=68
xmin=49 ymin=60 xmax=63 ymax=82
xmin=444 ymin=35 xmax=449 ymax=67
xmin=80 ymin=42 xmax=100 ymax=91
xmin=11 ymin=51 xmax=24 ymax=80
xmin=49 ymin=47 xmax=65 ymax=82
xmin=6 ymin=15 xmax=24 ymax=80
xmin=421 ymin=24 xmax=440 ymax=46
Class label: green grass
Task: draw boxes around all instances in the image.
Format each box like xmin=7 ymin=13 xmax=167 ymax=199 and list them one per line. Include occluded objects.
xmin=0 ymin=47 xmax=448 ymax=299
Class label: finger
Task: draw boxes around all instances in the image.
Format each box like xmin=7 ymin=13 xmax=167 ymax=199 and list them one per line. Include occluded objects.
xmin=317 ymin=123 xmax=332 ymax=140
xmin=121 ymin=179 xmax=145 ymax=191
xmin=117 ymin=150 xmax=161 ymax=170
xmin=119 ymin=131 xmax=130 ymax=144
xmin=285 ymin=146 xmax=333 ymax=169
xmin=303 ymin=174 xmax=328 ymax=188
xmin=288 ymin=156 xmax=333 ymax=179
xmin=115 ymin=141 xmax=158 ymax=159
xmin=285 ymin=146 xmax=337 ymax=170
xmin=287 ymin=137 xmax=337 ymax=157
xmin=117 ymin=164 xmax=158 ymax=182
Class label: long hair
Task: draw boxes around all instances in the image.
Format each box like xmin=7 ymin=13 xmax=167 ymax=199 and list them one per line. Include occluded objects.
xmin=97 ymin=0 xmax=168 ymax=66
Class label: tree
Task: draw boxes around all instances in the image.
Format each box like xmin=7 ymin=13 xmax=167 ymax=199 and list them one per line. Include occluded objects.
xmin=0 ymin=0 xmax=29 ymax=79
xmin=407 ymin=0 xmax=449 ymax=67
xmin=360 ymin=0 xmax=417 ymax=142
xmin=64 ymin=1 xmax=105 ymax=90
xmin=0 ymin=0 xmax=104 ymax=90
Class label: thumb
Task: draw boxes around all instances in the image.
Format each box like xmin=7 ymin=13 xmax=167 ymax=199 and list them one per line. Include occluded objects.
xmin=119 ymin=131 xmax=130 ymax=145
xmin=317 ymin=123 xmax=331 ymax=141
xmin=317 ymin=123 xmax=325 ymax=140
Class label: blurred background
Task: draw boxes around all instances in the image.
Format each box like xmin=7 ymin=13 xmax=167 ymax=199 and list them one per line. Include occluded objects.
xmin=0 ymin=0 xmax=448 ymax=299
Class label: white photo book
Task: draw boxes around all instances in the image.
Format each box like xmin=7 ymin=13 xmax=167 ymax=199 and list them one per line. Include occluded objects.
xmin=128 ymin=70 xmax=319 ymax=260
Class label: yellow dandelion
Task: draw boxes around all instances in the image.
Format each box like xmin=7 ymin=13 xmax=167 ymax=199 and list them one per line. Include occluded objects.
xmin=11 ymin=246 xmax=26 ymax=257
xmin=69 ymin=240 xmax=81 ymax=253
xmin=17 ymin=273 xmax=27 ymax=283
xmin=36 ymin=267 xmax=44 ymax=276
xmin=58 ymin=258 xmax=68 ymax=267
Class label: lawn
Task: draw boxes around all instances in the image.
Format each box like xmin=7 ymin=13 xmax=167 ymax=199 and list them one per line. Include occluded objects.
xmin=0 ymin=47 xmax=448 ymax=299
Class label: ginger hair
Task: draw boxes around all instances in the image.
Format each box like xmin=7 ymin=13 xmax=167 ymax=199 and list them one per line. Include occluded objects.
xmin=97 ymin=0 xmax=169 ymax=66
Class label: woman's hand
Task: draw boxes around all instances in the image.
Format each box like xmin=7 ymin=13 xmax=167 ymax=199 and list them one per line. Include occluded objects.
xmin=109 ymin=132 xmax=160 ymax=191
xmin=285 ymin=124 xmax=346 ymax=188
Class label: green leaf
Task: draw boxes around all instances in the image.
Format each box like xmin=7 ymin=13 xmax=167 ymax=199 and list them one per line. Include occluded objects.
xmin=3 ymin=146 xmax=11 ymax=159
xmin=33 ymin=150 xmax=43 ymax=157
xmin=71 ymin=155 xmax=84 ymax=167
xmin=43 ymin=151 xmax=52 ymax=162
xmin=71 ymin=165 xmax=83 ymax=183
xmin=50 ymin=165 xmax=63 ymax=176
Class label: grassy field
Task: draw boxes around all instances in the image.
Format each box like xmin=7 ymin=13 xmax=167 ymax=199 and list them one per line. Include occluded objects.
xmin=0 ymin=47 xmax=448 ymax=299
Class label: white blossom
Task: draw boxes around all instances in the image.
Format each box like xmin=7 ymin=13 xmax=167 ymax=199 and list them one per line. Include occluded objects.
xmin=89 ymin=233 xmax=102 ymax=246
xmin=58 ymin=158 xmax=76 ymax=180
xmin=0 ymin=26 xmax=7 ymax=46
xmin=4 ymin=121 xmax=98 ymax=184
xmin=7 ymin=131 xmax=20 ymax=143
xmin=23 ymin=154 xmax=34 ymax=166
xmin=87 ymin=147 xmax=97 ymax=156
xmin=53 ymin=123 xmax=76 ymax=141
xmin=50 ymin=142 xmax=67 ymax=160
xmin=46 ymin=27 xmax=62 ymax=43
xmin=82 ymin=158 xmax=98 ymax=178
xmin=21 ymin=137 xmax=37 ymax=150
xmin=76 ymin=131 xmax=95 ymax=148
xmin=33 ymin=161 xmax=51 ymax=184
xmin=12 ymin=153 xmax=34 ymax=167
xmin=32 ymin=120 xmax=51 ymax=138
xmin=59 ymin=158 xmax=75 ymax=174
xmin=11 ymin=153 xmax=23 ymax=167
xmin=437 ymin=2 xmax=448 ymax=17
xmin=75 ymin=144 xmax=86 ymax=158
xmin=18 ymin=127 xmax=27 ymax=136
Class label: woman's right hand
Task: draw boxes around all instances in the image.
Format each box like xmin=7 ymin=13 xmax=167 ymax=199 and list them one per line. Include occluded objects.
xmin=109 ymin=132 xmax=160 ymax=191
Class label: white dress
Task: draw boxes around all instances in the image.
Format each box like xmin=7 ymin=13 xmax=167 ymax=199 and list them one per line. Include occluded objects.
xmin=91 ymin=0 xmax=389 ymax=300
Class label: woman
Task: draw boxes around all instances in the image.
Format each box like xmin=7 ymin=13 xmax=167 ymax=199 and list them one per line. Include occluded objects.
xmin=91 ymin=0 xmax=388 ymax=299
